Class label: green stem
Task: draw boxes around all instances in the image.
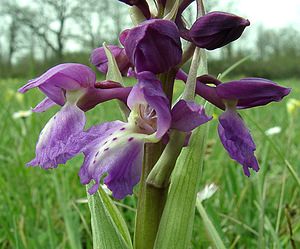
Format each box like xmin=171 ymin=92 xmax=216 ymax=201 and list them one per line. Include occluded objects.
xmin=134 ymin=70 xmax=176 ymax=249
xmin=134 ymin=143 xmax=166 ymax=249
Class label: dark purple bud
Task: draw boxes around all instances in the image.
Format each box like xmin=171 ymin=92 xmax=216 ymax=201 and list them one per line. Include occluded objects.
xmin=189 ymin=11 xmax=250 ymax=50
xmin=90 ymin=45 xmax=132 ymax=76
xmin=124 ymin=19 xmax=182 ymax=74
xmin=118 ymin=0 xmax=151 ymax=19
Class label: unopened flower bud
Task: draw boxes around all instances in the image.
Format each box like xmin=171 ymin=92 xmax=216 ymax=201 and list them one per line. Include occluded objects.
xmin=189 ymin=11 xmax=250 ymax=50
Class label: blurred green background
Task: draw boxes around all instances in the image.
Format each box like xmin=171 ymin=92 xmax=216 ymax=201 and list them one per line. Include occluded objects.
xmin=0 ymin=0 xmax=300 ymax=248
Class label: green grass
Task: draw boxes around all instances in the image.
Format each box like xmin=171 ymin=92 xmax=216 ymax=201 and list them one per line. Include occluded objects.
xmin=0 ymin=77 xmax=299 ymax=249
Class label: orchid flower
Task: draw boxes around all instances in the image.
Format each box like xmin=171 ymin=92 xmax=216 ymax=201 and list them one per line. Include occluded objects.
xmin=177 ymin=71 xmax=291 ymax=176
xmin=79 ymin=71 xmax=171 ymax=199
xmin=18 ymin=63 xmax=131 ymax=169
xmin=123 ymin=19 xmax=182 ymax=74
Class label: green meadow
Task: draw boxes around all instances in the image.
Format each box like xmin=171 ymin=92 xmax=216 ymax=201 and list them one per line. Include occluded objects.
xmin=0 ymin=77 xmax=299 ymax=248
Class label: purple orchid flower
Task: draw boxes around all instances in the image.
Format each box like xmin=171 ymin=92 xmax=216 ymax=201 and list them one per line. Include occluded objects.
xmin=118 ymin=0 xmax=151 ymax=19
xmin=18 ymin=63 xmax=131 ymax=169
xmin=79 ymin=71 xmax=171 ymax=199
xmin=177 ymin=70 xmax=291 ymax=176
xmin=79 ymin=71 xmax=213 ymax=199
xmin=124 ymin=19 xmax=182 ymax=74
xmin=90 ymin=45 xmax=132 ymax=76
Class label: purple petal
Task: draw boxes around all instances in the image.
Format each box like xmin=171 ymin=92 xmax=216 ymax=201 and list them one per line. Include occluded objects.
xmin=32 ymin=97 xmax=57 ymax=113
xmin=124 ymin=19 xmax=182 ymax=74
xmin=218 ymin=109 xmax=259 ymax=176
xmin=79 ymin=123 xmax=144 ymax=199
xmin=127 ymin=71 xmax=171 ymax=138
xmin=216 ymin=78 xmax=291 ymax=108
xmin=190 ymin=11 xmax=250 ymax=50
xmin=171 ymin=100 xmax=212 ymax=132
xmin=27 ymin=103 xmax=86 ymax=169
xmin=19 ymin=63 xmax=96 ymax=105
xmin=90 ymin=46 xmax=132 ymax=76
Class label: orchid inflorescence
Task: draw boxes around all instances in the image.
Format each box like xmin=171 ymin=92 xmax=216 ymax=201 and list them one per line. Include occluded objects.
xmin=19 ymin=0 xmax=291 ymax=200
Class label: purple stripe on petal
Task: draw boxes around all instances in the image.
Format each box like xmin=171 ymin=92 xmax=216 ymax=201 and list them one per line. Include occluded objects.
xmin=27 ymin=103 xmax=86 ymax=169
xmin=218 ymin=109 xmax=259 ymax=176
xmin=19 ymin=63 xmax=96 ymax=105
xmin=171 ymin=100 xmax=212 ymax=132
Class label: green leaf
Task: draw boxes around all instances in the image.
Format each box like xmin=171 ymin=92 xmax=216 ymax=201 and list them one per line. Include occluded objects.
xmin=87 ymin=185 xmax=133 ymax=249
xmin=103 ymin=43 xmax=123 ymax=84
xmin=154 ymin=119 xmax=210 ymax=249
xmin=196 ymin=200 xmax=226 ymax=249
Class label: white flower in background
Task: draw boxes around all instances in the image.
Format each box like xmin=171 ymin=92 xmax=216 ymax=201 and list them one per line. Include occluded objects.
xmin=12 ymin=110 xmax=32 ymax=119
xmin=286 ymin=98 xmax=300 ymax=115
xmin=265 ymin=126 xmax=282 ymax=136
xmin=197 ymin=183 xmax=218 ymax=202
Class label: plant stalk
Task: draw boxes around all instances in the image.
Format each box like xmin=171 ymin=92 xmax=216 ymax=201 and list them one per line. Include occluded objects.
xmin=134 ymin=70 xmax=176 ymax=249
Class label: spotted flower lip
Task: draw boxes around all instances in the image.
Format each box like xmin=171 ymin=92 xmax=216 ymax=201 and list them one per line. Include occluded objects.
xmin=189 ymin=11 xmax=250 ymax=50
xmin=124 ymin=19 xmax=182 ymax=74
xmin=90 ymin=45 xmax=132 ymax=76
xmin=79 ymin=71 xmax=172 ymax=199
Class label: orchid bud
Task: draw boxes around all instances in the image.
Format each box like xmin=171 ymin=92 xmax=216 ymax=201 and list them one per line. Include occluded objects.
xmin=124 ymin=19 xmax=182 ymax=74
xmin=189 ymin=11 xmax=250 ymax=50
xmin=90 ymin=45 xmax=132 ymax=76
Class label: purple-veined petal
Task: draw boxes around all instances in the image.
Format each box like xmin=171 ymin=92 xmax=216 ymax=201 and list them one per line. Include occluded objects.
xmin=32 ymin=97 xmax=57 ymax=113
xmin=79 ymin=122 xmax=145 ymax=199
xmin=127 ymin=71 xmax=171 ymax=138
xmin=216 ymin=78 xmax=291 ymax=108
xmin=118 ymin=0 xmax=151 ymax=19
xmin=19 ymin=63 xmax=96 ymax=105
xmin=218 ymin=109 xmax=259 ymax=176
xmin=171 ymin=100 xmax=212 ymax=132
xmin=27 ymin=103 xmax=86 ymax=169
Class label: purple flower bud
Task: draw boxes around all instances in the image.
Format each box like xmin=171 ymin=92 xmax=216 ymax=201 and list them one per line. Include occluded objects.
xmin=90 ymin=45 xmax=132 ymax=76
xmin=124 ymin=19 xmax=182 ymax=74
xmin=118 ymin=0 xmax=151 ymax=19
xmin=189 ymin=11 xmax=250 ymax=50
